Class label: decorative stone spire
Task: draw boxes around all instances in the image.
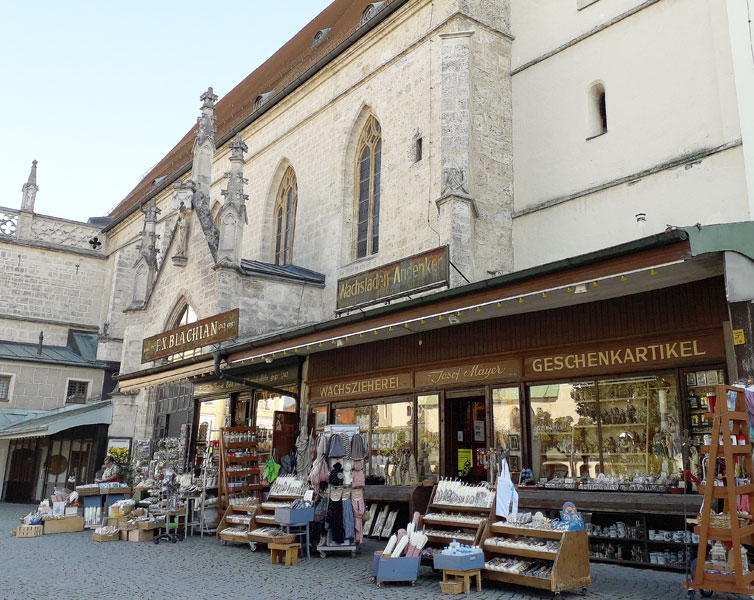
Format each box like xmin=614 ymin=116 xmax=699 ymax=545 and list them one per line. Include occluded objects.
xmin=193 ymin=86 xmax=217 ymax=196
xmin=217 ymin=133 xmax=249 ymax=267
xmin=21 ymin=160 xmax=38 ymax=213
xmin=129 ymin=199 xmax=161 ymax=309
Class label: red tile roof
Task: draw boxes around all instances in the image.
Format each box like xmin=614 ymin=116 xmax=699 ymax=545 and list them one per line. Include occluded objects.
xmin=108 ymin=0 xmax=396 ymax=219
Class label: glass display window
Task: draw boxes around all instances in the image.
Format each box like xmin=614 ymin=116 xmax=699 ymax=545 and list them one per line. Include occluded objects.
xmin=598 ymin=374 xmax=680 ymax=478
xmin=255 ymin=388 xmax=296 ymax=463
xmin=333 ymin=397 xmax=413 ymax=482
xmin=492 ymin=387 xmax=522 ymax=472
xmin=417 ymin=394 xmax=439 ymax=481
xmin=310 ymin=405 xmax=329 ymax=435
xmin=530 ymin=381 xmax=598 ymax=480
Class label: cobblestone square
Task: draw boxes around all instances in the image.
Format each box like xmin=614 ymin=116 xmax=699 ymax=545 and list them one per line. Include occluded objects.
xmin=0 ymin=503 xmax=744 ymax=600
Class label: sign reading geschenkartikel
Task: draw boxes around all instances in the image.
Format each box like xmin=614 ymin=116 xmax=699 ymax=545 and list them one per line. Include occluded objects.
xmin=337 ymin=246 xmax=449 ymax=311
xmin=141 ymin=309 xmax=239 ymax=363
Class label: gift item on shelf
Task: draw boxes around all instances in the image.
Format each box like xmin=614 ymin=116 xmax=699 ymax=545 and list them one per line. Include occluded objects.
xmin=371 ymin=517 xmax=427 ymax=587
xmin=433 ymin=478 xmax=495 ymax=508
xmin=269 ymin=475 xmax=308 ymax=497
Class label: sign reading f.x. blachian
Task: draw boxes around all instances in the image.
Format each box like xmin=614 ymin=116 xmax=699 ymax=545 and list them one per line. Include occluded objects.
xmin=141 ymin=309 xmax=239 ymax=363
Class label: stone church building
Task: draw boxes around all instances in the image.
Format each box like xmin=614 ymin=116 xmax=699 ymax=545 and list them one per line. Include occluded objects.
xmin=3 ymin=0 xmax=754 ymax=500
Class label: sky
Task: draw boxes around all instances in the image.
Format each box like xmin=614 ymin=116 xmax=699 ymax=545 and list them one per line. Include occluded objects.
xmin=0 ymin=1 xmax=331 ymax=222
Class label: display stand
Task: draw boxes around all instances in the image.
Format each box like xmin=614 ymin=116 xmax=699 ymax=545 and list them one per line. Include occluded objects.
xmin=316 ymin=424 xmax=362 ymax=559
xmin=216 ymin=502 xmax=258 ymax=545
xmin=248 ymin=484 xmax=306 ymax=551
xmin=199 ymin=437 xmax=219 ymax=536
xmin=479 ymin=517 xmax=590 ymax=594
xmin=686 ymin=386 xmax=754 ymax=598
xmin=218 ymin=426 xmax=262 ymax=515
xmin=418 ymin=484 xmax=489 ymax=563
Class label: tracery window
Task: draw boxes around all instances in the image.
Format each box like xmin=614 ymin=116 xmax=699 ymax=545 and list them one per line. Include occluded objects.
xmin=167 ymin=303 xmax=199 ymax=362
xmin=274 ymin=167 xmax=298 ymax=266
xmin=355 ymin=115 xmax=382 ymax=258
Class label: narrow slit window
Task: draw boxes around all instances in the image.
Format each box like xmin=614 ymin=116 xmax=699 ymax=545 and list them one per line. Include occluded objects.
xmin=415 ymin=137 xmax=423 ymax=163
xmin=355 ymin=115 xmax=382 ymax=259
xmin=587 ymin=82 xmax=608 ymax=139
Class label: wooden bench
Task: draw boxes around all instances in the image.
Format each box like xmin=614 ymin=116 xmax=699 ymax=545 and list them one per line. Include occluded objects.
xmin=270 ymin=542 xmax=301 ymax=566
xmin=442 ymin=569 xmax=482 ymax=594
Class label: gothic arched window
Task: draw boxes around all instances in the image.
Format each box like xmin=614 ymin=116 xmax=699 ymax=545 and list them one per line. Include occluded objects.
xmin=274 ymin=167 xmax=298 ymax=266
xmin=167 ymin=302 xmax=199 ymax=362
xmin=355 ymin=115 xmax=382 ymax=258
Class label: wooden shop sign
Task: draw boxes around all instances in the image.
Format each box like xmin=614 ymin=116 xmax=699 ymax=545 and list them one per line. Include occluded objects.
xmin=336 ymin=246 xmax=449 ymax=311
xmin=141 ymin=309 xmax=239 ymax=363
xmin=525 ymin=332 xmax=724 ymax=378
xmin=310 ymin=373 xmax=412 ymax=401
xmin=415 ymin=359 xmax=521 ymax=388
xmin=193 ymin=366 xmax=297 ymax=397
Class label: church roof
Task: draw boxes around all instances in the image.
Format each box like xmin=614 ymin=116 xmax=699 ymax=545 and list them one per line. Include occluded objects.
xmin=107 ymin=0 xmax=398 ymax=221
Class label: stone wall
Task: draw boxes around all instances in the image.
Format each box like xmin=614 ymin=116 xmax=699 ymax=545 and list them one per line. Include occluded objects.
xmin=0 ymin=241 xmax=107 ymax=333
xmin=28 ymin=215 xmax=104 ymax=254
xmin=0 ymin=360 xmax=105 ymax=411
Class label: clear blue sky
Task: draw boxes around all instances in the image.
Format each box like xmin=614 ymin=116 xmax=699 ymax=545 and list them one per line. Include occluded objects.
xmin=0 ymin=1 xmax=330 ymax=222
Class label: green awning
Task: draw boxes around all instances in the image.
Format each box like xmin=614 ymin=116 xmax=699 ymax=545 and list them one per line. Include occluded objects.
xmin=0 ymin=400 xmax=112 ymax=440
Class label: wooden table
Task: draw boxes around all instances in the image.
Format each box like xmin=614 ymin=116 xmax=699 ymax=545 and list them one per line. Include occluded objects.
xmin=443 ymin=569 xmax=482 ymax=594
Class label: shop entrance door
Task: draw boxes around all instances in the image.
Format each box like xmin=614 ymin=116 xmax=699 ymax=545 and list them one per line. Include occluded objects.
xmin=445 ymin=395 xmax=487 ymax=483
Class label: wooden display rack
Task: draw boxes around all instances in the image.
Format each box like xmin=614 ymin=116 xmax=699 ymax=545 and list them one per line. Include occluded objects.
xmin=418 ymin=484 xmax=489 ymax=563
xmin=479 ymin=518 xmax=590 ymax=595
xmin=247 ymin=490 xmax=305 ymax=551
xmin=216 ymin=502 xmax=258 ymax=545
xmin=218 ymin=426 xmax=262 ymax=515
xmin=686 ymin=385 xmax=754 ymax=598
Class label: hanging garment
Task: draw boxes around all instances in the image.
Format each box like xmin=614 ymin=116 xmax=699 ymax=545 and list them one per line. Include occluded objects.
xmin=328 ymin=462 xmax=345 ymax=486
xmin=341 ymin=433 xmax=352 ymax=459
xmin=263 ymin=457 xmax=281 ymax=484
xmin=350 ymin=433 xmax=366 ymax=460
xmin=310 ymin=456 xmax=330 ymax=492
xmin=342 ymin=495 xmax=355 ymax=540
xmin=327 ymin=433 xmax=346 ymax=458
xmin=326 ymin=498 xmax=345 ymax=543
xmin=352 ymin=461 xmax=365 ymax=488
xmin=316 ymin=433 xmax=328 ymax=459
xmin=314 ymin=496 xmax=329 ymax=523
xmin=352 ymin=497 xmax=365 ymax=543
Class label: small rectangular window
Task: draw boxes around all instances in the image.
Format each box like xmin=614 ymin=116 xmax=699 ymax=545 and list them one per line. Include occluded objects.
xmin=0 ymin=376 xmax=10 ymax=401
xmin=67 ymin=380 xmax=89 ymax=403
xmin=415 ymin=137 xmax=423 ymax=163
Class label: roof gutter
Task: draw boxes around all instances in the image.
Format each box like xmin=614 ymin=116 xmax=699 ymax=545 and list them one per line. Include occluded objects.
xmin=102 ymin=0 xmax=412 ymax=234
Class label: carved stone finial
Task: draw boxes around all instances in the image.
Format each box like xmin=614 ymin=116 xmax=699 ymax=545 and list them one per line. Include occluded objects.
xmin=21 ymin=159 xmax=39 ymax=212
xmin=200 ymin=86 xmax=218 ymax=109
xmin=141 ymin=198 xmax=161 ymax=223
xmin=229 ymin=133 xmax=248 ymax=162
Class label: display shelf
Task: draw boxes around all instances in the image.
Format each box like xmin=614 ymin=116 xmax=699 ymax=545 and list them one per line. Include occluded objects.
xmin=218 ymin=427 xmax=260 ymax=515
xmin=247 ymin=487 xmax=305 ymax=550
xmin=418 ymin=485 xmax=489 ymax=564
xmin=687 ymin=386 xmax=754 ymax=597
xmin=216 ymin=503 xmax=258 ymax=544
xmin=479 ymin=507 xmax=591 ymax=594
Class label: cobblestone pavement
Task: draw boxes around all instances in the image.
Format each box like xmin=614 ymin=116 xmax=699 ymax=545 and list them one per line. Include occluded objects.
xmin=0 ymin=503 xmax=743 ymax=600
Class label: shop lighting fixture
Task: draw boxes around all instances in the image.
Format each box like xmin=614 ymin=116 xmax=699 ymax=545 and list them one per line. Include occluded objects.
xmin=621 ymin=275 xmax=627 ymax=282
xmin=574 ymin=284 xmax=587 ymax=294
xmin=651 ymin=269 xmax=658 ymax=276
xmin=519 ymin=297 xmax=524 ymax=303
xmin=448 ymin=314 xmax=460 ymax=325
xmin=477 ymin=307 xmax=482 ymax=312
xmin=593 ymin=281 xmax=599 ymax=288
xmin=264 ymin=356 xmax=273 ymax=364
xmin=336 ymin=339 xmax=345 ymax=347
xmin=542 ymin=292 xmax=548 ymax=298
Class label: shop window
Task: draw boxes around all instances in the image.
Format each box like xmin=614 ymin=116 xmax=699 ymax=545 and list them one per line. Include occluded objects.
xmin=492 ymin=387 xmax=522 ymax=472
xmin=530 ymin=381 xmax=599 ymax=480
xmin=529 ymin=373 xmax=682 ymax=481
xmin=274 ymin=166 xmax=298 ymax=266
xmin=310 ymin=405 xmax=329 ymax=435
xmin=155 ymin=414 xmax=169 ymax=439
xmin=355 ymin=115 xmax=382 ymax=258
xmin=598 ymin=374 xmax=680 ymax=478
xmin=417 ymin=395 xmax=439 ymax=481
xmin=254 ymin=389 xmax=296 ymax=464
xmin=334 ymin=399 xmax=413 ymax=483
xmin=66 ymin=380 xmax=89 ymax=403
xmin=0 ymin=375 xmax=11 ymax=401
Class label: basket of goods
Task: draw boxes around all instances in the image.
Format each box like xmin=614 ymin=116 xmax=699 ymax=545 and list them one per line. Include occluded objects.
xmin=440 ymin=581 xmax=464 ymax=595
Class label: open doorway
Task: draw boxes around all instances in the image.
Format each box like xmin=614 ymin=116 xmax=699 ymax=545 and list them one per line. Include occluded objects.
xmin=444 ymin=394 xmax=487 ymax=483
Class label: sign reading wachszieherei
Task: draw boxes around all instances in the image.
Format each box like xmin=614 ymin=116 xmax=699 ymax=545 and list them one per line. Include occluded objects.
xmin=141 ymin=309 xmax=239 ymax=363
xmin=336 ymin=246 xmax=449 ymax=310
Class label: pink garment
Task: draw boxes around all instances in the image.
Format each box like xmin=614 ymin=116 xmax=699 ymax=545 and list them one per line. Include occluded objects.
xmin=352 ymin=497 xmax=365 ymax=543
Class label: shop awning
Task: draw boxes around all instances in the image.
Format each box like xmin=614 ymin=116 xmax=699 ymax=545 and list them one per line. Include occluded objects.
xmin=117 ymin=359 xmax=215 ymax=394
xmin=0 ymin=400 xmax=112 ymax=440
